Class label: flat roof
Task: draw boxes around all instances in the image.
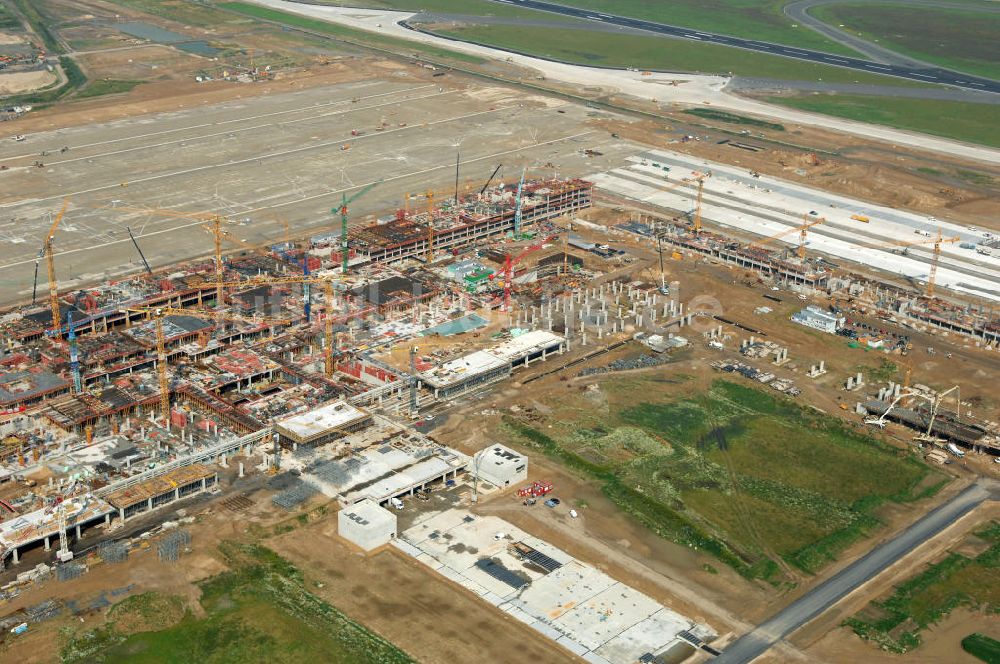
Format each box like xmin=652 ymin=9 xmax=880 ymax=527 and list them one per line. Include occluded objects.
xmin=105 ymin=463 xmax=216 ymax=510
xmin=488 ymin=330 xmax=564 ymax=361
xmin=276 ymin=400 xmax=369 ymax=441
xmin=419 ymin=350 xmax=507 ymax=389
xmin=340 ymin=499 xmax=396 ymax=530
xmin=0 ymin=494 xmax=114 ymax=549
xmin=476 ymin=443 xmax=525 ymax=468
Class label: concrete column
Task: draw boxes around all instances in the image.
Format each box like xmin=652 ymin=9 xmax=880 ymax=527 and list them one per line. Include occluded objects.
xmin=119 ymin=508 xmax=125 ymax=522
xmin=75 ymin=524 xmax=81 ymax=539
xmin=12 ymin=547 xmax=18 ymax=564
xmin=44 ymin=536 xmax=50 ymax=551
xmin=175 ymin=487 xmax=180 ymax=500
xmin=147 ymin=497 xmax=153 ymax=511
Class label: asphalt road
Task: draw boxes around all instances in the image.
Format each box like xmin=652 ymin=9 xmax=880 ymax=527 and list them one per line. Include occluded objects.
xmin=488 ymin=0 xmax=1000 ymax=93
xmin=714 ymin=479 xmax=996 ymax=663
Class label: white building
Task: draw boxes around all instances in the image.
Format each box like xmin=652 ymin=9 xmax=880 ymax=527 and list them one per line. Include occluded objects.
xmin=274 ymin=400 xmax=372 ymax=447
xmin=338 ymin=499 xmax=397 ymax=551
xmin=475 ymin=444 xmax=528 ymax=488
xmin=791 ymin=305 xmax=844 ymax=333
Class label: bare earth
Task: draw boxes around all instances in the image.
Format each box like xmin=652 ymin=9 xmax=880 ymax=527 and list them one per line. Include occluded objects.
xmin=0 ymin=71 xmax=57 ymax=96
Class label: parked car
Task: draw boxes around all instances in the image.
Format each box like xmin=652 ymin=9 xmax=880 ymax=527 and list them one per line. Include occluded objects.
xmin=544 ymin=498 xmax=561 ymax=508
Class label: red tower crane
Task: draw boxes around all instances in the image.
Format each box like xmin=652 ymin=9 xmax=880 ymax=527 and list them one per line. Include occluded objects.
xmin=501 ymin=235 xmax=556 ymax=312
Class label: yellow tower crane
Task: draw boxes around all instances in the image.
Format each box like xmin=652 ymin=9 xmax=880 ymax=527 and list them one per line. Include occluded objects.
xmin=103 ymin=205 xmax=245 ymax=332
xmin=43 ymin=200 xmax=69 ymax=339
xmin=690 ymin=171 xmax=710 ymax=233
xmin=750 ymin=214 xmax=826 ymax=260
xmin=125 ymin=305 xmax=294 ymax=424
xmin=869 ymin=228 xmax=960 ymax=298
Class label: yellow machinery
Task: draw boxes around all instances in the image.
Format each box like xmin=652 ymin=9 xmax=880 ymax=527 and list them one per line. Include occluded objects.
xmin=43 ymin=200 xmax=69 ymax=339
xmin=871 ymin=229 xmax=960 ymax=298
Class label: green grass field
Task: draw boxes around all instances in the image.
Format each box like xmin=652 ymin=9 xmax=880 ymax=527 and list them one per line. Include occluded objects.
xmin=313 ymin=0 xmax=857 ymax=54
xmin=845 ymin=521 xmax=1000 ymax=654
xmin=11 ymin=0 xmax=62 ymax=53
xmin=0 ymin=3 xmax=22 ymax=31
xmin=812 ymin=3 xmax=1000 ymax=80
xmin=504 ymin=378 xmax=942 ymax=581
xmin=60 ymin=543 xmax=414 ymax=664
xmin=436 ymin=23 xmax=922 ymax=85
xmin=764 ymin=93 xmax=1000 ymax=148
xmin=77 ymin=79 xmax=143 ymax=99
xmin=962 ymin=633 xmax=1000 ymax=664
xmin=218 ymin=2 xmax=485 ymax=64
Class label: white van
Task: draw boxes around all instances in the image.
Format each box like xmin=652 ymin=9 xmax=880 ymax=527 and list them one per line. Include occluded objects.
xmin=389 ymin=497 xmax=404 ymax=510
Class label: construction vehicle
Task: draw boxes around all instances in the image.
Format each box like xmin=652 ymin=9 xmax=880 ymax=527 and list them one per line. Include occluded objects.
xmin=851 ymin=214 xmax=870 ymax=223
xmin=517 ymin=481 xmax=553 ymax=498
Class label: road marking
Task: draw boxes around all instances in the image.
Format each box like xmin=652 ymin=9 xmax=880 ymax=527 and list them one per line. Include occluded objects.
xmin=869 ymin=65 xmax=891 ymax=71
xmin=0 ymin=131 xmax=594 ymax=272
xmin=0 ymin=83 xmax=435 ymax=161
xmin=27 ymin=89 xmax=459 ymax=168
xmin=913 ymin=73 xmax=938 ymax=79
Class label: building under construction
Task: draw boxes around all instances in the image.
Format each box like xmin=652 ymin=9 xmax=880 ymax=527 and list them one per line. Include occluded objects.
xmin=343 ymin=179 xmax=592 ymax=265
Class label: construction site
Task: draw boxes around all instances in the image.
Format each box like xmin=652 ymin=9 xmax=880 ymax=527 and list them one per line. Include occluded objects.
xmin=0 ymin=4 xmax=999 ymax=663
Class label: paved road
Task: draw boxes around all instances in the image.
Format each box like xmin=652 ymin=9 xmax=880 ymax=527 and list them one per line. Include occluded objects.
xmin=487 ymin=0 xmax=1000 ymax=92
xmin=783 ymin=0 xmax=1000 ymax=69
xmin=714 ymin=480 xmax=996 ymax=663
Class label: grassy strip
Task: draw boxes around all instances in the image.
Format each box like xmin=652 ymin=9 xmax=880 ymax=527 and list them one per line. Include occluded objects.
xmin=811 ymin=3 xmax=1000 ymax=81
xmin=436 ymin=23 xmax=928 ymax=86
xmin=218 ymin=2 xmax=486 ymax=65
xmin=0 ymin=4 xmax=21 ymax=31
xmin=844 ymin=521 xmax=1000 ymax=653
xmin=77 ymin=79 xmax=143 ymax=99
xmin=763 ymin=93 xmax=1000 ymax=149
xmin=962 ymin=633 xmax=1000 ymax=664
xmin=319 ymin=0 xmax=857 ymax=54
xmin=11 ymin=0 xmax=62 ymax=53
xmin=1 ymin=56 xmax=87 ymax=107
xmin=61 ymin=542 xmax=414 ymax=663
xmin=683 ymin=108 xmax=783 ymax=131
xmin=505 ymin=417 xmax=756 ymax=577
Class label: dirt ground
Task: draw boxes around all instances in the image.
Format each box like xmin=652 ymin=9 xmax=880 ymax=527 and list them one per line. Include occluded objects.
xmin=269 ymin=514 xmax=582 ymax=664
xmin=786 ymin=503 xmax=1000 ymax=664
xmin=0 ymin=71 xmax=58 ymax=96
xmin=0 ymin=62 xmax=388 ymax=137
xmin=591 ymin=116 xmax=1000 ymax=232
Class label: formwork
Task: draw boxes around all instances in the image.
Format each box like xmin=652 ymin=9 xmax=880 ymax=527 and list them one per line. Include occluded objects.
xmin=105 ymin=463 xmax=218 ymax=519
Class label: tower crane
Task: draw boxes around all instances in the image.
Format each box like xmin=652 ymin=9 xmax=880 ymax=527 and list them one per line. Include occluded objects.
xmin=513 ymin=167 xmax=526 ymax=237
xmin=750 ymin=214 xmax=826 ymax=260
xmin=103 ymin=205 xmax=239 ymax=331
xmin=868 ymin=229 xmax=960 ymax=299
xmin=691 ymin=171 xmax=710 ymax=233
xmin=334 ymin=180 xmax=380 ymax=274
xmin=500 ymin=235 xmax=556 ymax=312
xmin=324 ymin=280 xmax=336 ymax=377
xmin=124 ymin=306 xmax=294 ymax=424
xmin=42 ymin=200 xmax=69 ymax=339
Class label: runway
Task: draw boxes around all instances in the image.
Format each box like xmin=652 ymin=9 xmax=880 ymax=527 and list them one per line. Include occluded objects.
xmin=489 ymin=0 xmax=1000 ymax=93
xmin=0 ymin=76 xmax=633 ymax=306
